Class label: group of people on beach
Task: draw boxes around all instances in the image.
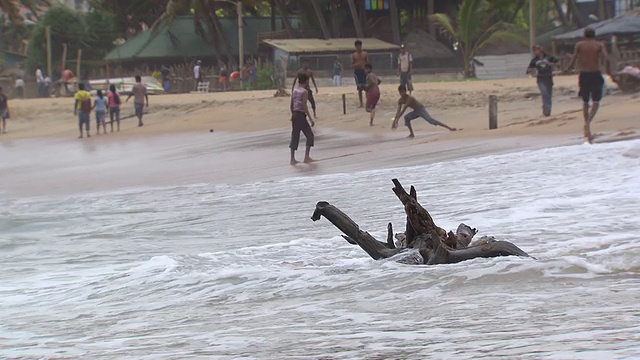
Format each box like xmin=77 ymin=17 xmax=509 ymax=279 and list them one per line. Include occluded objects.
xmin=528 ymin=27 xmax=611 ymax=143
xmin=73 ymin=75 xmax=148 ymax=138
xmin=288 ymin=39 xmax=457 ymax=164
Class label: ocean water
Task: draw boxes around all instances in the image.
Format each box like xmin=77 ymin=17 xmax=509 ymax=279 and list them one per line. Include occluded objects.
xmin=1 ymin=140 xmax=640 ymax=359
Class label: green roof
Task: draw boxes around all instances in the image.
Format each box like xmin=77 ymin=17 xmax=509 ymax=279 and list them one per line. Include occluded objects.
xmin=105 ymin=15 xmax=300 ymax=62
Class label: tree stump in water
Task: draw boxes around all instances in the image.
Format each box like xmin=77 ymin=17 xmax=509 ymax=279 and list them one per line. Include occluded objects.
xmin=310 ymin=178 xmax=532 ymax=265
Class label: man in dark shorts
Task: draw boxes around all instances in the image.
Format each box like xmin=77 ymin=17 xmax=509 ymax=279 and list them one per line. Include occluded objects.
xmin=566 ymin=27 xmax=611 ymax=144
xmin=351 ymin=40 xmax=369 ymax=108
xmin=291 ymin=60 xmax=319 ymax=119
xmin=126 ymin=75 xmax=149 ymax=127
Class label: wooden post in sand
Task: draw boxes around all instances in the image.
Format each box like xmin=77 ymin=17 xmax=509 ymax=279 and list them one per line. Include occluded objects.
xmin=489 ymin=95 xmax=498 ymax=130
xmin=342 ymin=94 xmax=346 ymax=114
xmin=61 ymin=43 xmax=67 ymax=71
xmin=76 ymin=49 xmax=82 ymax=87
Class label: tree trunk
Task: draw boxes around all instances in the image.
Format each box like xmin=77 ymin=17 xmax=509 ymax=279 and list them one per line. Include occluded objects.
xmin=568 ymin=0 xmax=588 ymax=28
xmin=331 ymin=0 xmax=341 ymax=37
xmin=204 ymin=1 xmax=235 ymax=61
xmin=271 ymin=0 xmax=276 ymax=31
xmin=310 ymin=179 xmax=532 ymax=265
xmin=596 ymin=0 xmax=607 ymax=19
xmin=310 ymin=0 xmax=331 ymax=39
xmin=389 ymin=0 xmax=401 ymax=44
xmin=346 ymin=0 xmax=364 ymax=38
xmin=274 ymin=0 xmax=296 ymax=38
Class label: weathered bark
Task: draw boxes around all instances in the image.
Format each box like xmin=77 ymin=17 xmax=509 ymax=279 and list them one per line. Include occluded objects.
xmin=274 ymin=0 xmax=296 ymax=38
xmin=389 ymin=0 xmax=401 ymax=44
xmin=311 ymin=179 xmax=532 ymax=265
xmin=311 ymin=202 xmax=401 ymax=260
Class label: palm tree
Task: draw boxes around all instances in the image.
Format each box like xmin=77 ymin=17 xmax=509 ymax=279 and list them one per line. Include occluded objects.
xmin=310 ymin=0 xmax=330 ymax=39
xmin=430 ymin=0 xmax=525 ymax=78
xmin=346 ymin=0 xmax=363 ymax=38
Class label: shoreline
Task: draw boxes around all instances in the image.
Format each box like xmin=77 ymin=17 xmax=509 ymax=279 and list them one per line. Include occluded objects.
xmin=1 ymin=75 xmax=638 ymax=198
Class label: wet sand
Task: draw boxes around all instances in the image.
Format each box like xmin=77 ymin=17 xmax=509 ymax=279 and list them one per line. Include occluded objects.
xmin=1 ymin=75 xmax=638 ymax=197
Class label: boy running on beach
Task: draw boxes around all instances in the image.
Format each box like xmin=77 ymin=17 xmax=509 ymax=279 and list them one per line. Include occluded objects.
xmin=74 ymin=83 xmax=92 ymax=138
xmin=364 ymin=63 xmax=381 ymax=126
xmin=289 ymin=73 xmax=315 ymax=165
xmin=291 ymin=60 xmax=318 ymax=119
xmin=0 ymin=87 xmax=9 ymax=133
xmin=351 ymin=40 xmax=369 ymax=108
xmin=391 ymin=85 xmax=456 ymax=138
xmin=126 ymin=75 xmax=149 ymax=127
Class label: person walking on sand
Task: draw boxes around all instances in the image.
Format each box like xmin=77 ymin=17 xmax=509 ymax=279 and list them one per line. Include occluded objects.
xmin=364 ymin=63 xmax=381 ymax=126
xmin=565 ymin=27 xmax=612 ymax=144
xmin=397 ymin=44 xmax=414 ymax=94
xmin=292 ymin=60 xmax=318 ymax=119
xmin=193 ymin=60 xmax=202 ymax=91
xmin=351 ymin=40 xmax=370 ymax=108
xmin=391 ymin=85 xmax=457 ymax=138
xmin=289 ymin=73 xmax=315 ymax=165
xmin=126 ymin=75 xmax=149 ymax=127
xmin=107 ymin=84 xmax=121 ymax=132
xmin=74 ymin=83 xmax=92 ymax=138
xmin=527 ymin=45 xmax=558 ymax=117
xmin=0 ymin=87 xmax=10 ymax=134
xmin=219 ymin=62 xmax=228 ymax=91
xmin=93 ymin=90 xmax=108 ymax=135
xmin=35 ymin=65 xmax=45 ymax=98
xmin=332 ymin=57 xmax=343 ymax=87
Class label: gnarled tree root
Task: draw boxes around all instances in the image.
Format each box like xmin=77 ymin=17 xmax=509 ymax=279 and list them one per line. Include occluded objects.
xmin=310 ymin=179 xmax=532 ymax=265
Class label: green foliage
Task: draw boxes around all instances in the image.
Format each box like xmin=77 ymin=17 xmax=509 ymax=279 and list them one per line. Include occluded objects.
xmin=430 ymin=0 xmax=526 ymax=78
xmin=256 ymin=67 xmax=274 ymax=90
xmin=26 ymin=6 xmax=120 ymax=73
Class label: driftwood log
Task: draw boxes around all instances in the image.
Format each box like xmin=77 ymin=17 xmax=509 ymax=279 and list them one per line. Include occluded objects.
xmin=311 ymin=179 xmax=531 ymax=265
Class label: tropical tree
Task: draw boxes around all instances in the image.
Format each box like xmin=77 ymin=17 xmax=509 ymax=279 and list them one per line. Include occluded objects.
xmin=430 ymin=0 xmax=525 ymax=77
xmin=0 ymin=0 xmax=49 ymax=24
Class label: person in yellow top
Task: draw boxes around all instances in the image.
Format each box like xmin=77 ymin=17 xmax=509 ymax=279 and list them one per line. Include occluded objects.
xmin=74 ymin=83 xmax=92 ymax=138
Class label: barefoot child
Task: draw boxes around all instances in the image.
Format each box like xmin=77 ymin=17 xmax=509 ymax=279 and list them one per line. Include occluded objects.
xmin=107 ymin=84 xmax=121 ymax=132
xmin=364 ymin=63 xmax=381 ymax=126
xmin=391 ymin=85 xmax=456 ymax=138
xmin=289 ymin=73 xmax=315 ymax=165
xmin=93 ymin=90 xmax=108 ymax=134
xmin=0 ymin=87 xmax=9 ymax=134
xmin=74 ymin=83 xmax=92 ymax=138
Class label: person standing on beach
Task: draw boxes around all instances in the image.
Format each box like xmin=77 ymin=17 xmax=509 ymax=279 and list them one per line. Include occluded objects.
xmin=161 ymin=64 xmax=171 ymax=92
xmin=107 ymin=84 xmax=121 ymax=132
xmin=93 ymin=90 xmax=108 ymax=135
xmin=351 ymin=40 xmax=370 ymax=108
xmin=14 ymin=76 xmax=24 ymax=99
xmin=62 ymin=68 xmax=73 ymax=95
xmin=391 ymin=85 xmax=456 ymax=138
xmin=397 ymin=44 xmax=414 ymax=94
xmin=74 ymin=83 xmax=92 ymax=138
xmin=0 ymin=87 xmax=10 ymax=134
xmin=193 ymin=60 xmax=202 ymax=91
xmin=364 ymin=63 xmax=381 ymax=126
xmin=35 ymin=65 xmax=45 ymax=98
xmin=332 ymin=57 xmax=343 ymax=87
xmin=291 ymin=60 xmax=318 ymax=119
xmin=527 ymin=45 xmax=559 ymax=117
xmin=219 ymin=62 xmax=228 ymax=91
xmin=289 ymin=73 xmax=315 ymax=165
xmin=126 ymin=75 xmax=149 ymax=127
xmin=565 ymin=27 xmax=611 ymax=143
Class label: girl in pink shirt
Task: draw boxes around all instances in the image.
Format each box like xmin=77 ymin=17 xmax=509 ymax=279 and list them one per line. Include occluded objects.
xmin=107 ymin=84 xmax=121 ymax=132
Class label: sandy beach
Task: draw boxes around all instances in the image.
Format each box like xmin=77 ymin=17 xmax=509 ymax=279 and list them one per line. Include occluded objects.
xmin=1 ymin=75 xmax=638 ymax=197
